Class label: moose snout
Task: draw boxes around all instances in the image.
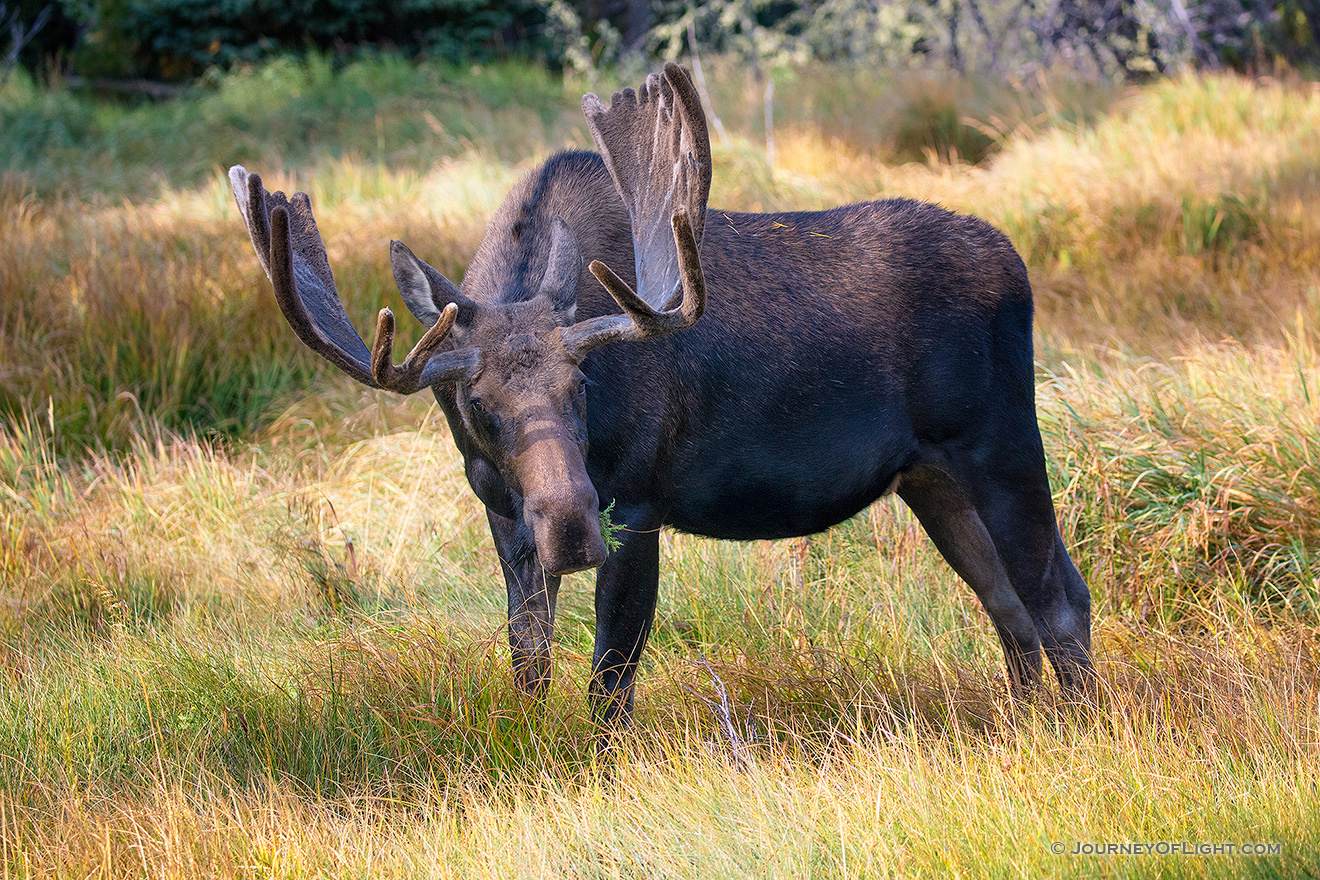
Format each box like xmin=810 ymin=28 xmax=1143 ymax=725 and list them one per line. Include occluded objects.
xmin=524 ymin=484 xmax=608 ymax=576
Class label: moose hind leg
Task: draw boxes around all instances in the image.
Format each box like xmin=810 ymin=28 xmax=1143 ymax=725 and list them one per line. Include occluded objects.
xmin=950 ymin=453 xmax=1096 ymax=698
xmin=898 ymin=464 xmax=1044 ymax=693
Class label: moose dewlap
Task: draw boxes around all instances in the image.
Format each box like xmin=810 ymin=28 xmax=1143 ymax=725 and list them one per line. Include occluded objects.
xmin=229 ymin=64 xmax=1094 ymax=733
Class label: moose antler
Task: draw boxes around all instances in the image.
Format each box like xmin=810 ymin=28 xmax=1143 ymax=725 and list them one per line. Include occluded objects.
xmin=228 ymin=165 xmax=480 ymax=393
xmin=561 ymin=63 xmax=712 ymax=356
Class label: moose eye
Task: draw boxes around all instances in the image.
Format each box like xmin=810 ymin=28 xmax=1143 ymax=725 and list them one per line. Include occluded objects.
xmin=470 ymin=398 xmax=485 ymax=413
xmin=577 ymin=378 xmax=588 ymax=396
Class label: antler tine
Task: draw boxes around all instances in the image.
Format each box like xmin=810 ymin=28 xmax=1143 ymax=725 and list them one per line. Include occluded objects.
xmin=588 ymin=209 xmax=704 ymax=332
xmin=230 ymin=164 xmax=479 ymax=394
xmin=371 ymin=302 xmax=480 ymax=393
xmin=660 ymin=61 xmax=713 ymax=246
xmin=563 ymin=209 xmax=705 ymax=356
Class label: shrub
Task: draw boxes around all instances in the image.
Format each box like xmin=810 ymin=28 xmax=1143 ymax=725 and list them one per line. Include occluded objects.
xmin=69 ymin=0 xmax=549 ymax=80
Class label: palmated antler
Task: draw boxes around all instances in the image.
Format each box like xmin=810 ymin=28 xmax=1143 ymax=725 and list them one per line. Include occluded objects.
xmin=561 ymin=63 xmax=712 ymax=357
xmin=229 ymin=165 xmax=480 ymax=393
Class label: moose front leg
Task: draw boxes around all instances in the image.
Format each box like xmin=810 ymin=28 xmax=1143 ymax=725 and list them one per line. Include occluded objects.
xmin=487 ymin=508 xmax=562 ymax=697
xmin=590 ymin=508 xmax=660 ymax=729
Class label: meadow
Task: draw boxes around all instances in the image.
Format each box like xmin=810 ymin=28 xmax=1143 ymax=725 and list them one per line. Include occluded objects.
xmin=1 ymin=58 xmax=1318 ymax=877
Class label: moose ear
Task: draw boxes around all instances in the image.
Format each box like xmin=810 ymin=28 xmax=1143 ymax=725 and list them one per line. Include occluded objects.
xmin=538 ymin=217 xmax=582 ymax=322
xmin=389 ymin=241 xmax=476 ymax=327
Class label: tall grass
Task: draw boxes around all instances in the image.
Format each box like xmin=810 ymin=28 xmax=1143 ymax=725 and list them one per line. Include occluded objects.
xmin=1 ymin=59 xmax=1319 ymax=877
xmin=1 ymin=394 xmax=1315 ymax=876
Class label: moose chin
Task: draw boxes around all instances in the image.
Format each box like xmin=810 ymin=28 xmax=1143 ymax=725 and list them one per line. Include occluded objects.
xmin=229 ymin=63 xmax=1095 ymax=732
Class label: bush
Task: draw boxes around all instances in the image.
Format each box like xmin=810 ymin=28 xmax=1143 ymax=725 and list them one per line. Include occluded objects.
xmin=69 ymin=0 xmax=549 ymax=80
xmin=11 ymin=0 xmax=1320 ymax=85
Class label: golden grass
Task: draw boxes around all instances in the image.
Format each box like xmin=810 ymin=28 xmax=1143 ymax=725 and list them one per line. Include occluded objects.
xmin=1 ymin=625 xmax=1314 ymax=878
xmin=1 ymin=67 xmax=1319 ymax=877
xmin=2 ymin=357 xmax=1315 ymax=876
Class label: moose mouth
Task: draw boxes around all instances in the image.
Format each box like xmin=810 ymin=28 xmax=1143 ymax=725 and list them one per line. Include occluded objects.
xmin=525 ymin=501 xmax=608 ymax=576
xmin=548 ymin=557 xmax=604 ymax=576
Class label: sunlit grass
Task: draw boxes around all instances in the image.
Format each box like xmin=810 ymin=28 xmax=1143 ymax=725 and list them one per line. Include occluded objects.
xmin=3 ymin=342 xmax=1317 ymax=875
xmin=2 ymin=59 xmax=1319 ymax=877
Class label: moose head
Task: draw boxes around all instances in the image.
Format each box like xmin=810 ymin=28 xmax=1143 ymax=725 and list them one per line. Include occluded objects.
xmin=230 ymin=64 xmax=710 ymax=578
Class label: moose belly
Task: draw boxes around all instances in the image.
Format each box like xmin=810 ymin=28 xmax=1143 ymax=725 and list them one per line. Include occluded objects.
xmin=664 ymin=419 xmax=917 ymax=541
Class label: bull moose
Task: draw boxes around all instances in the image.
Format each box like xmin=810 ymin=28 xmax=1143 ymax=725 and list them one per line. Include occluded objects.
xmin=229 ymin=64 xmax=1094 ymax=728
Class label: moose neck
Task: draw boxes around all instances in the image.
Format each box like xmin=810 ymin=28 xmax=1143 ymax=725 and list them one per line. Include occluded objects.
xmin=459 ymin=151 xmax=635 ymax=315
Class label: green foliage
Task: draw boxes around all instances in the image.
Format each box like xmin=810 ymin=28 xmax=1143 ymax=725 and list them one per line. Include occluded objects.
xmin=1179 ymin=193 xmax=1260 ymax=255
xmin=7 ymin=0 xmax=1320 ymax=86
xmin=598 ymin=499 xmax=623 ymax=553
xmin=69 ymin=0 xmax=550 ymax=79
xmin=650 ymin=0 xmax=1320 ymax=82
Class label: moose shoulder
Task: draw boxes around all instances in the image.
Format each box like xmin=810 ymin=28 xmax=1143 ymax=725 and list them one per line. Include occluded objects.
xmin=229 ymin=64 xmax=1095 ymax=730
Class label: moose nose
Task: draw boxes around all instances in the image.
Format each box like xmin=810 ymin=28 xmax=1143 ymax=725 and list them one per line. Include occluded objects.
xmin=524 ymin=484 xmax=608 ymax=576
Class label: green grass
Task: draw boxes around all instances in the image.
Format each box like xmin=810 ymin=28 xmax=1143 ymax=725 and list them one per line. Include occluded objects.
xmin=0 ymin=58 xmax=1318 ymax=877
xmin=0 ymin=55 xmax=578 ymax=200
